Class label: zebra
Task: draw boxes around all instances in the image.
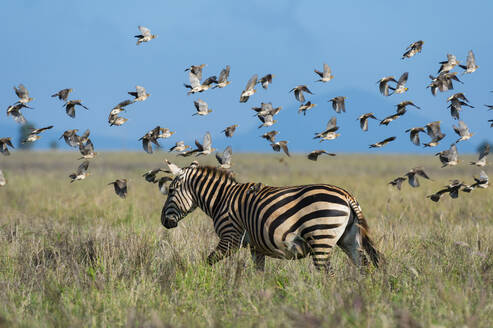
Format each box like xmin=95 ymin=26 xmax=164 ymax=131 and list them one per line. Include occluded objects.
xmin=161 ymin=160 xmax=382 ymax=271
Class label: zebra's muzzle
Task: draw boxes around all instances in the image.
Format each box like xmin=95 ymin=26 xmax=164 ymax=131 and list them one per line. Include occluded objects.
xmin=162 ymin=215 xmax=178 ymax=229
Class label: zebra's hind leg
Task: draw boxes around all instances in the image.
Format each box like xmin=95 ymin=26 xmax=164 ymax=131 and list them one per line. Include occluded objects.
xmin=309 ymin=239 xmax=335 ymax=273
xmin=207 ymin=237 xmax=241 ymax=265
xmin=336 ymin=212 xmax=369 ymax=267
xmin=249 ymin=247 xmax=265 ymax=271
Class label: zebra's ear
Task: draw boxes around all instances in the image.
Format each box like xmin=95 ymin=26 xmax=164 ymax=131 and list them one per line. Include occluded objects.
xmin=165 ymin=159 xmax=183 ymax=177
xmin=189 ymin=161 xmax=199 ymax=169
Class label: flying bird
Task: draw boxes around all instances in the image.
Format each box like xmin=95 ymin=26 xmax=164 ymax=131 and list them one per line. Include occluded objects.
xmin=214 ymin=65 xmax=231 ymax=89
xmin=240 ymin=74 xmax=258 ymax=103
xmin=108 ymin=179 xmax=128 ymax=199
xmin=79 ymin=139 xmax=96 ymax=159
xmin=459 ymin=50 xmax=478 ymax=74
xmin=405 ymin=127 xmax=426 ymax=146
xmin=23 ymin=126 xmax=54 ymax=143
xmin=435 ymin=144 xmax=458 ymax=167
xmin=389 ymin=72 xmax=409 ymax=94
xmin=469 ymin=171 xmax=489 ymax=190
xmin=59 ymin=129 xmax=80 ymax=148
xmin=51 ymin=88 xmax=72 ymax=101
xmin=64 ymin=100 xmax=88 ymax=118
xmin=169 ymin=141 xmax=191 ymax=153
xmin=388 ymin=177 xmax=406 ymax=190
xmin=257 ymin=114 xmax=277 ymax=129
xmin=438 ymin=54 xmax=459 ymax=74
xmin=251 ymin=102 xmax=282 ymax=117
xmin=469 ymin=144 xmax=489 ymax=167
xmin=259 ymin=74 xmax=274 ymax=89
xmin=185 ymin=64 xmax=206 ymax=80
xmin=13 ymin=84 xmax=34 ymax=104
xmin=369 ymin=136 xmax=396 ymax=148
xmin=216 ymin=146 xmax=232 ymax=169
xmin=404 ymin=168 xmax=431 ymax=188
xmin=108 ymin=114 xmax=128 ymax=126
xmin=270 ymin=141 xmax=290 ymax=157
xmin=314 ymin=117 xmax=340 ymax=141
xmin=0 ymin=138 xmax=15 ymax=156
xmin=377 ymin=76 xmax=397 ymax=96
xmin=222 ymin=124 xmax=238 ymax=137
xmin=380 ymin=112 xmax=404 ymax=126
xmin=128 ymin=86 xmax=150 ymax=101
xmin=453 ymin=121 xmax=474 ymax=143
xmin=329 ymin=96 xmax=347 ymax=113
xmin=289 ymin=85 xmax=313 ymax=103
xmin=261 ymin=131 xmax=278 ymax=143
xmin=396 ymin=101 xmax=420 ymax=114
xmin=402 ymin=40 xmax=424 ymax=59
xmin=194 ymin=132 xmax=215 ymax=156
xmin=110 ymin=99 xmax=135 ymax=115
xmin=427 ymin=180 xmax=464 ymax=202
xmin=314 ymin=63 xmax=334 ymax=82
xmin=357 ymin=113 xmax=378 ymax=131
xmin=298 ymin=102 xmax=316 ymax=116
xmin=193 ymin=99 xmax=212 ymax=116
xmin=6 ymin=103 xmax=30 ymax=124
xmin=69 ymin=161 xmax=90 ymax=183
xmin=142 ymin=168 xmax=166 ymax=183
xmin=448 ymin=98 xmax=473 ymax=120
xmin=307 ymin=150 xmax=336 ymax=161
xmin=135 ymin=26 xmax=157 ymax=45
xmin=423 ymin=121 xmax=446 ymax=147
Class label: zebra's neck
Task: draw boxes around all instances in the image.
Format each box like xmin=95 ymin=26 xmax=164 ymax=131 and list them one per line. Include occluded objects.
xmin=186 ymin=167 xmax=238 ymax=218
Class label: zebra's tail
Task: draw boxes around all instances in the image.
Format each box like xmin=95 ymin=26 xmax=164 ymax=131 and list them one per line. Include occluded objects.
xmin=347 ymin=196 xmax=383 ymax=268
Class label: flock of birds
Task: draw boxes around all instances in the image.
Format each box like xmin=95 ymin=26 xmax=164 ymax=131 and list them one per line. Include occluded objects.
xmin=0 ymin=28 xmax=491 ymax=202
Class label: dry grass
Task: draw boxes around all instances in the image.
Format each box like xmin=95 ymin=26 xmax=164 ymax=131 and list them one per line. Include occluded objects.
xmin=0 ymin=151 xmax=492 ymax=327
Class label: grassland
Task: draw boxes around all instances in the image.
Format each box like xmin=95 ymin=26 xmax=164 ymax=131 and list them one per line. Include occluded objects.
xmin=0 ymin=152 xmax=492 ymax=327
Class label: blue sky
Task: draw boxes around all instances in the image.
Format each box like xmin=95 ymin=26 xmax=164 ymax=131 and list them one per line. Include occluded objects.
xmin=1 ymin=1 xmax=492 ymax=154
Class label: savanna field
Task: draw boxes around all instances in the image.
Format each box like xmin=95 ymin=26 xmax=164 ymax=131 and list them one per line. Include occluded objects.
xmin=0 ymin=152 xmax=491 ymax=327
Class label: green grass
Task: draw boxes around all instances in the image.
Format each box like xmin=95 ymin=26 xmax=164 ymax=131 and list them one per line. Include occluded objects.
xmin=0 ymin=152 xmax=492 ymax=327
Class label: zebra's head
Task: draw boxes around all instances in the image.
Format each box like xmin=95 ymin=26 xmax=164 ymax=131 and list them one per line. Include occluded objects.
xmin=161 ymin=161 xmax=198 ymax=229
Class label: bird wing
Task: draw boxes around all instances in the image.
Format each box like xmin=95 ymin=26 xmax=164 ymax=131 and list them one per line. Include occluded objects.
xmin=245 ymin=74 xmax=258 ymax=91
xmin=479 ymin=144 xmax=490 ymax=160
xmin=326 ymin=116 xmax=337 ymax=131
xmin=77 ymin=161 xmax=90 ymax=174
xmin=384 ymin=136 xmax=396 ymax=144
xmin=15 ymin=84 xmax=29 ymax=99
xmin=135 ymin=86 xmax=146 ymax=97
xmin=189 ymin=72 xmax=201 ymax=89
xmin=415 ymin=169 xmax=430 ymax=180
xmin=280 ymin=141 xmax=290 ymax=157
xmin=466 ymin=50 xmax=475 ymax=68
xmin=218 ymin=65 xmax=230 ymax=83
xmin=397 ymin=72 xmax=408 ymax=86
xmin=449 ymin=144 xmax=458 ymax=162
xmin=203 ymin=132 xmax=212 ymax=149
xmin=223 ymin=146 xmax=232 ymax=164
xmin=138 ymin=26 xmax=152 ymax=37
xmin=142 ymin=138 xmax=153 ymax=154
xmin=458 ymin=121 xmax=469 ymax=136
xmin=294 ymin=89 xmax=304 ymax=103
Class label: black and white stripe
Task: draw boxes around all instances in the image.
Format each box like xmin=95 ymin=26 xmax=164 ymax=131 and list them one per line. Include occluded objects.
xmin=162 ymin=164 xmax=381 ymax=271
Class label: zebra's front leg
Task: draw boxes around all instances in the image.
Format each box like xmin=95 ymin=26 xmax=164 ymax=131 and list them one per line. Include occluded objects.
xmin=249 ymin=247 xmax=265 ymax=271
xmin=207 ymin=237 xmax=240 ymax=265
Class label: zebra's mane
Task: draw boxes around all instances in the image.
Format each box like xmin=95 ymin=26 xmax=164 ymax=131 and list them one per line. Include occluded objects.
xmin=190 ymin=165 xmax=237 ymax=183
